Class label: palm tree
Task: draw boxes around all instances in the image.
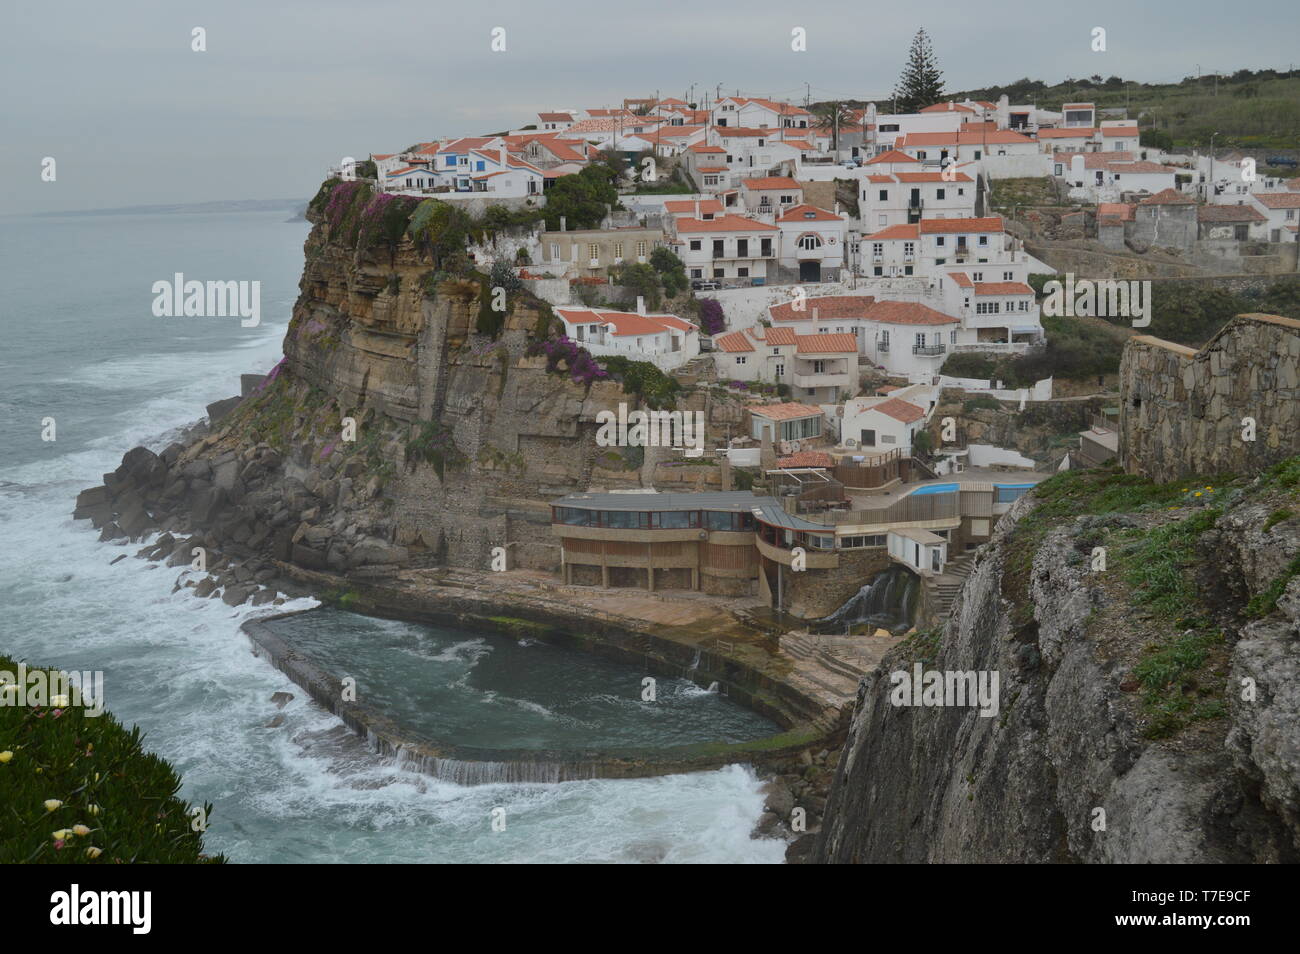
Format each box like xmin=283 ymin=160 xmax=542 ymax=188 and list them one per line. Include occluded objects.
xmin=812 ymin=101 xmax=856 ymax=153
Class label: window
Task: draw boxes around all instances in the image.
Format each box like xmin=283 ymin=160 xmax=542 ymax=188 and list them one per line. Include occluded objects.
xmin=976 ymin=301 xmax=1000 ymax=314
xmin=878 ymin=215 xmax=887 ymax=226
xmin=936 ymin=188 xmax=946 ymax=200
xmin=738 ymin=267 xmax=749 ymax=277
xmin=873 ymin=266 xmax=883 ymax=276
xmin=950 ymin=330 xmax=957 ymax=344
xmin=878 ymin=189 xmax=888 ymax=200
xmin=860 ymin=429 xmax=876 ymax=446
xmin=813 ymin=360 xmax=826 ymax=374
xmin=935 ymin=236 xmax=946 ymax=247
xmin=881 ymin=435 xmax=897 ymax=444
xmin=1019 ymin=301 xmax=1030 ymax=312
xmin=550 ymin=243 xmax=560 ymax=260
xmin=872 ymin=242 xmax=883 ymax=256
xmin=915 ymin=332 xmax=926 ymax=348
xmin=613 ymin=242 xmax=624 ymax=260
xmin=713 ymin=268 xmax=724 ymax=278
xmin=840 ymin=534 xmax=886 ymax=549
xmin=637 ymin=241 xmax=648 ymax=258
xmin=690 ymin=268 xmax=702 ymax=279
xmin=880 ymin=330 xmax=889 ymax=349
xmin=1003 ymin=271 xmax=1013 ymax=281
xmin=904 ymin=265 xmax=913 ymax=275
xmin=775 ymin=362 xmax=784 ymax=377
xmin=978 ymin=235 xmax=989 ymax=246
xmin=735 ymin=356 xmax=747 ymax=365
xmin=689 ymin=239 xmax=702 ymax=251
xmin=780 ymin=194 xmax=794 ymax=204
xmin=799 ymin=234 xmax=822 ymax=251
xmin=972 ymin=271 xmax=984 ymax=282
xmin=903 ymin=241 xmax=914 ymax=257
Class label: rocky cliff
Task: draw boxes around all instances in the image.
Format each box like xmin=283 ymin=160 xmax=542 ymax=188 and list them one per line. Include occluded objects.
xmin=71 ymin=185 xmax=747 ymax=602
xmin=814 ymin=463 xmax=1300 ymax=863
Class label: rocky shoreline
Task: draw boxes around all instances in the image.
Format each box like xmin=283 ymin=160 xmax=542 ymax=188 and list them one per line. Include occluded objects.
xmin=71 ymin=395 xmax=842 ymax=861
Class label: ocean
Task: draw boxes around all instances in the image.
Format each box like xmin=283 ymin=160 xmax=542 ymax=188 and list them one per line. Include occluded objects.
xmin=0 ymin=210 xmax=785 ymax=864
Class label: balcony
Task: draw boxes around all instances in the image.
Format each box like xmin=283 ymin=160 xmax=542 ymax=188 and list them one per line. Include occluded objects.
xmin=792 ymin=370 xmax=848 ymax=389
xmin=912 ymin=344 xmax=947 ymax=356
xmin=877 ymin=342 xmax=890 ymax=353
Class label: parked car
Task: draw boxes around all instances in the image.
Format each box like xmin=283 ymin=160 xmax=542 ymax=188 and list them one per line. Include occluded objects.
xmin=1266 ymin=156 xmax=1298 ymax=168
xmin=691 ymin=279 xmax=722 ymax=291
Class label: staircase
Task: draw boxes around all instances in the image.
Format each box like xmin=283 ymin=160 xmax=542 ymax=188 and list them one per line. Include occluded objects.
xmin=929 ymin=551 xmax=976 ymax=620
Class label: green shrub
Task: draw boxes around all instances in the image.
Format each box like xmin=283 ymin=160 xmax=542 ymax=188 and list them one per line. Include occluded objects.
xmin=0 ymin=655 xmax=222 ymax=864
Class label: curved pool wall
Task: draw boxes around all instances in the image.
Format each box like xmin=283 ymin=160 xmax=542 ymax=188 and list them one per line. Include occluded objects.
xmin=242 ymin=578 xmax=843 ymax=783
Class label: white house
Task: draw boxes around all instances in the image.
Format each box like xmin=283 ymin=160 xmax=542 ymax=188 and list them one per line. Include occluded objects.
xmin=713 ymin=326 xmax=859 ymax=402
xmin=776 ymin=204 xmax=847 ymax=282
xmin=1063 ymin=154 xmax=1178 ymax=203
xmin=538 ymin=111 xmax=577 ymax=133
xmin=858 ymin=169 xmax=977 ymax=232
xmin=739 ymin=176 xmax=804 ymax=216
xmin=1249 ymin=192 xmax=1300 ymax=242
xmin=841 ymin=392 xmax=931 ymax=454
xmin=894 ymin=130 xmax=1038 ymax=167
xmin=554 ymin=303 xmax=700 ymax=371
xmin=672 ymin=214 xmax=780 ymax=284
xmin=711 ymin=97 xmax=812 ymax=130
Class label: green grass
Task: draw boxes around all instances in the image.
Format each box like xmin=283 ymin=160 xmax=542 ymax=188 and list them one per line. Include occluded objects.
xmin=0 ymin=655 xmax=222 ymax=863
xmin=1132 ymin=628 xmax=1229 ymax=739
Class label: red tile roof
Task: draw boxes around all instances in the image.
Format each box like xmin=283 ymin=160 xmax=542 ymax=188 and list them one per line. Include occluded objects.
xmin=920 ymin=102 xmax=976 ymax=113
xmin=865 ymin=223 xmax=920 ymax=241
xmin=749 ymin=402 xmax=824 ymax=421
xmin=946 ymin=272 xmax=974 ymax=288
xmin=973 ymin=282 xmax=1034 ymax=296
xmin=777 ymin=204 xmax=842 ymax=222
xmin=741 ymin=176 xmax=802 ymax=191
xmin=1097 ymin=202 xmax=1135 ymax=221
xmin=866 ymin=150 xmax=920 ymax=164
xmin=1197 ymin=204 xmax=1266 ymax=222
xmin=769 ymin=295 xmax=876 ymax=322
xmin=675 ymin=214 xmax=778 ymax=233
xmin=893 ymin=171 xmax=973 ymax=182
xmin=898 ymin=130 xmax=1034 ymax=147
xmin=763 ymin=326 xmax=796 ymax=345
xmin=664 ymin=199 xmax=723 ymax=215
xmin=796 ymin=333 xmax=858 ymax=354
xmin=1038 ymin=128 xmax=1095 ymax=139
xmin=863 ymin=301 xmax=958 ymax=326
xmin=1138 ymin=188 xmax=1195 ymax=206
xmin=715 ymin=330 xmax=755 ymax=353
xmin=871 ymin=398 xmax=926 ymax=424
xmin=1255 ymin=193 xmax=1300 ymax=209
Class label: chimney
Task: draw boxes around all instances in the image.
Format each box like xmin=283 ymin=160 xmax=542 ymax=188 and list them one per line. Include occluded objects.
xmin=813 ymin=306 xmax=820 ymax=321
xmin=636 ymin=296 xmax=646 ymax=315
xmin=560 ymin=215 xmax=567 ymax=232
xmin=694 ymin=199 xmax=700 ymax=217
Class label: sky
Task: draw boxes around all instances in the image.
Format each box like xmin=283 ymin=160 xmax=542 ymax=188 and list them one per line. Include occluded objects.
xmin=3 ymin=0 xmax=1299 ymax=214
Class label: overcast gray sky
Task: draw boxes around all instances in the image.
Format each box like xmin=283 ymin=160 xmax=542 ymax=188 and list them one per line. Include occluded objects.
xmin=4 ymin=0 xmax=1298 ymax=214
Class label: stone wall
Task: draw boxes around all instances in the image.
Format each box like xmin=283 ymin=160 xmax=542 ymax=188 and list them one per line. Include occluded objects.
xmin=782 ymin=548 xmax=890 ymax=620
xmin=1119 ymin=313 xmax=1300 ymax=482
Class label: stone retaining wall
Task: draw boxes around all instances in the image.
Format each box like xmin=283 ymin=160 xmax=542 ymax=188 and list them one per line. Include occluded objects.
xmin=1119 ymin=313 xmax=1300 ymax=481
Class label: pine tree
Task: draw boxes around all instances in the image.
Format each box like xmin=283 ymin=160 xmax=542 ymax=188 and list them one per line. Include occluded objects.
xmin=892 ymin=29 xmax=945 ymax=114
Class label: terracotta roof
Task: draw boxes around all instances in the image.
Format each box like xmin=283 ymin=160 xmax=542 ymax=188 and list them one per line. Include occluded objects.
xmin=973 ymin=282 xmax=1033 ymax=296
xmin=715 ymin=127 xmax=775 ymax=138
xmin=918 ymin=216 xmax=1004 ymax=233
xmin=688 ymin=143 xmax=726 ymax=153
xmin=795 ymin=333 xmax=858 ymax=354
xmin=1062 ymin=103 xmax=1094 ymax=110
xmin=777 ymin=204 xmax=842 ymax=222
xmin=920 ymin=102 xmax=976 ymax=113
xmin=764 ymin=326 xmax=796 ymax=345
xmin=876 ymin=384 xmax=901 ymax=394
xmin=1255 ymin=193 xmax=1300 ymax=209
xmin=946 ymin=272 xmax=974 ymax=288
xmin=867 ymin=174 xmax=896 ymax=184
xmin=715 ymin=330 xmax=755 ymax=353
xmin=1138 ymin=189 xmax=1195 ymax=206
xmin=675 ymin=214 xmax=778 ymax=233
xmin=776 ymin=450 xmax=835 ymax=468
xmin=748 ymin=402 xmax=824 ymax=421
xmin=1101 ymin=126 xmax=1138 ymax=136
xmin=664 ymin=199 xmax=723 ymax=215
xmin=696 ymin=166 xmax=729 ymax=173
xmin=1054 ymin=151 xmax=1135 ymax=169
xmin=864 ymin=223 xmax=919 ymax=241
xmin=1197 ymin=204 xmax=1266 ymax=222
xmin=871 ymin=398 xmax=926 ymax=424
xmin=1037 ymin=128 xmax=1095 ymax=139
xmin=769 ymin=295 xmax=876 ymax=322
xmin=741 ymin=176 xmax=802 ymax=190
xmin=862 ymin=301 xmax=958 ymax=326
xmin=538 ymin=112 xmax=574 ymax=122
xmin=893 ymin=171 xmax=972 ymax=183
xmin=554 ymin=308 xmax=694 ymax=338
xmin=1108 ymin=160 xmax=1175 ymax=174
xmin=866 ymin=150 xmax=920 ymax=165
xmin=1097 ymin=202 xmax=1135 ymax=221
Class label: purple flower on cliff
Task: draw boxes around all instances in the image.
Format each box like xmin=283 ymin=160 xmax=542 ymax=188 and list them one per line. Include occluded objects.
xmin=320 ymin=442 xmax=336 ymax=459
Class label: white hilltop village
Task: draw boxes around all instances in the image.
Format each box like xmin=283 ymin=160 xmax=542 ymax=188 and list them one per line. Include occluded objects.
xmin=327 ymin=84 xmax=1298 ymax=610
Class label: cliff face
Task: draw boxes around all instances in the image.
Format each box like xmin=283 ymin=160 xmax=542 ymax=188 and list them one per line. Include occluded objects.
xmin=814 ymin=470 xmax=1300 ymax=863
xmin=72 ymin=197 xmax=745 ymax=601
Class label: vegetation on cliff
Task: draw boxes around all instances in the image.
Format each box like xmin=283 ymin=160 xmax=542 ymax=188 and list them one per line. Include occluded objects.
xmin=0 ymin=656 xmax=222 ymax=864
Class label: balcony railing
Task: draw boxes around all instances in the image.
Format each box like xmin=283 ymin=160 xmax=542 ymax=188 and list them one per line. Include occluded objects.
xmin=953 ymin=342 xmax=1029 ymax=354
xmin=912 ymin=343 xmax=947 ymax=356
xmin=878 ymin=342 xmax=890 ymax=353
